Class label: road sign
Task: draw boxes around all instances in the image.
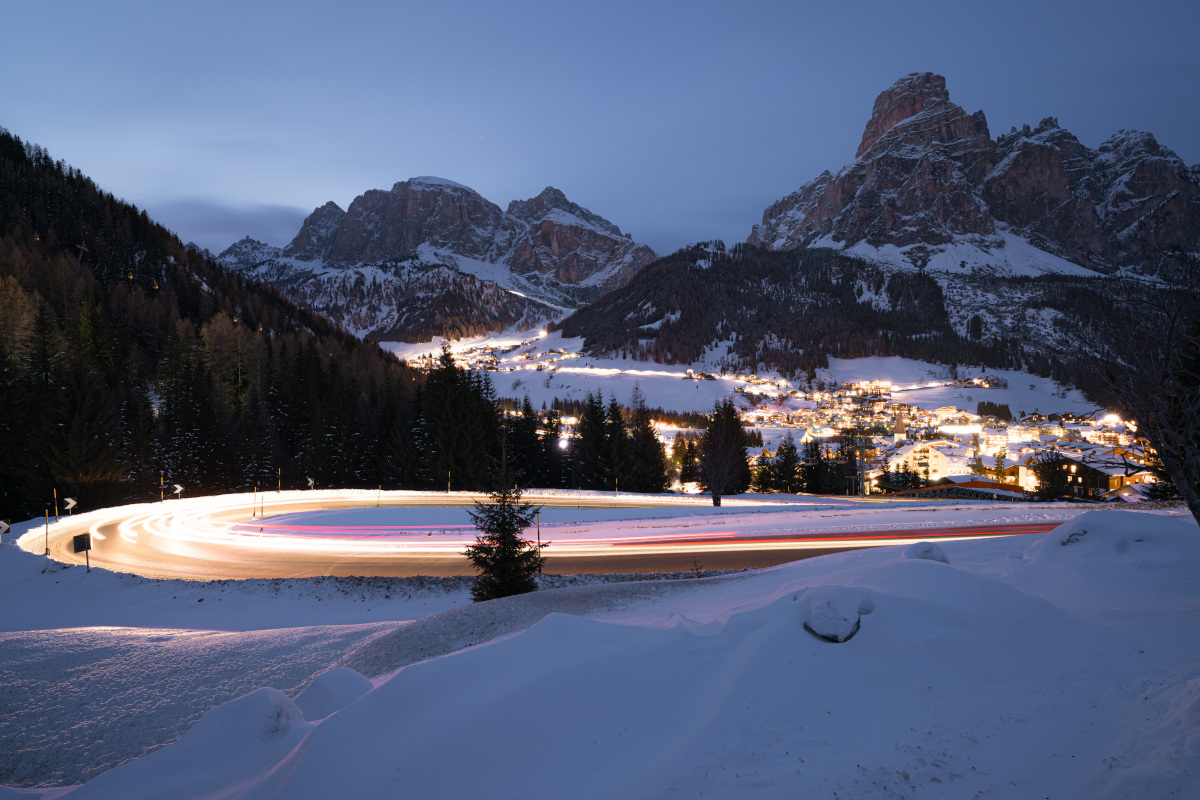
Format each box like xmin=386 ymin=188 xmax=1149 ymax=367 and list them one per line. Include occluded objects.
xmin=72 ymin=532 xmax=92 ymax=572
xmin=307 ymin=477 xmax=315 ymax=489
xmin=173 ymin=484 xmax=185 ymax=496
xmin=64 ymin=498 xmax=77 ymax=512
xmin=0 ymin=520 xmax=10 ymax=536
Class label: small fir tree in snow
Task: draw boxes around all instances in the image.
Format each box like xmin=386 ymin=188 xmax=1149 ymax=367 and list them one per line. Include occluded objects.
xmin=463 ymin=460 xmax=545 ymax=602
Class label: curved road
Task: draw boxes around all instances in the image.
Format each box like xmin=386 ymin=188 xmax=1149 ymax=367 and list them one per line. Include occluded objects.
xmin=22 ymin=490 xmax=1067 ymax=579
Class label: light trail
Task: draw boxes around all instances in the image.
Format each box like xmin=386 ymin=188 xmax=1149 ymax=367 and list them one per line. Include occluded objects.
xmin=18 ymin=489 xmax=1077 ymax=579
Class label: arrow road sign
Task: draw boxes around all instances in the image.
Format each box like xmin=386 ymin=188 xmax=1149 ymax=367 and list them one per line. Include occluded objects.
xmin=173 ymin=484 xmax=185 ymax=496
xmin=64 ymin=498 xmax=77 ymax=512
xmin=0 ymin=520 xmax=10 ymax=536
xmin=307 ymin=477 xmax=315 ymax=489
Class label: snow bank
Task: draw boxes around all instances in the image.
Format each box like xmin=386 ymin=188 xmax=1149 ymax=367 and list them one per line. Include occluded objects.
xmin=6 ymin=509 xmax=1199 ymax=798
xmin=65 ymin=688 xmax=311 ymax=800
xmin=1013 ymin=510 xmax=1200 ymax=613
xmin=293 ymin=668 xmax=373 ymax=721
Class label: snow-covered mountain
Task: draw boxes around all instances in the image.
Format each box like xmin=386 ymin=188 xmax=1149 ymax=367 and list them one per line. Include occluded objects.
xmin=219 ymin=179 xmax=655 ymax=341
xmin=749 ymin=72 xmax=1200 ymax=277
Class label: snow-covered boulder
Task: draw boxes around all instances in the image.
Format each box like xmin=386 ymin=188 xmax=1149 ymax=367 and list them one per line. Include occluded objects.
xmin=295 ymin=667 xmax=374 ymax=721
xmin=902 ymin=541 xmax=950 ymax=564
xmin=1022 ymin=510 xmax=1197 ymax=568
xmin=795 ymin=585 xmax=876 ymax=643
xmin=1014 ymin=510 xmax=1200 ymax=613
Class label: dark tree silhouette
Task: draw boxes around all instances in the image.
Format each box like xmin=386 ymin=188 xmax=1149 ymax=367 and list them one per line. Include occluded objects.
xmin=464 ymin=464 xmax=545 ymax=602
xmin=699 ymin=398 xmax=750 ymax=506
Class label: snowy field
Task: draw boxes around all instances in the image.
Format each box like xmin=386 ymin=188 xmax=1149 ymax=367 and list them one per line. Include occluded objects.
xmin=2 ymin=500 xmax=1197 ymax=798
xmin=382 ymin=331 xmax=1101 ymax=416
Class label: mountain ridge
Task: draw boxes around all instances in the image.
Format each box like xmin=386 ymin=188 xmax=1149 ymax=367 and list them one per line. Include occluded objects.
xmin=219 ymin=178 xmax=656 ymax=340
xmin=749 ymin=72 xmax=1199 ymax=278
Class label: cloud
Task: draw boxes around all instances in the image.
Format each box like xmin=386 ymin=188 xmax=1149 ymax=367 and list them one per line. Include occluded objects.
xmin=145 ymin=198 xmax=309 ymax=254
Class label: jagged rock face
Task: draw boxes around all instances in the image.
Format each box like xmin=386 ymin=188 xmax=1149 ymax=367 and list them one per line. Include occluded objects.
xmin=284 ymin=201 xmax=346 ymax=261
xmin=507 ymin=186 xmax=626 ymax=237
xmin=752 ymin=73 xmax=1200 ymax=274
xmin=752 ymin=72 xmax=998 ymax=249
xmin=508 ymin=208 xmax=656 ymax=289
xmin=321 ymin=178 xmax=519 ymax=265
xmin=219 ymin=178 xmax=654 ymax=340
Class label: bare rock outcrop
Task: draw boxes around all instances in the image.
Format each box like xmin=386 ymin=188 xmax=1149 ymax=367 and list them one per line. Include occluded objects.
xmin=752 ymin=73 xmax=1200 ymax=275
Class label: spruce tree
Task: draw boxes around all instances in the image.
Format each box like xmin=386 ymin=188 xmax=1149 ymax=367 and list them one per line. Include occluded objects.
xmin=463 ymin=461 xmax=545 ymax=602
xmin=626 ymin=386 xmax=668 ymax=493
xmin=572 ymin=391 xmax=608 ymax=489
xmin=605 ymin=395 xmax=631 ymax=491
xmin=699 ymin=398 xmax=750 ymax=506
xmin=773 ymin=434 xmax=802 ymax=493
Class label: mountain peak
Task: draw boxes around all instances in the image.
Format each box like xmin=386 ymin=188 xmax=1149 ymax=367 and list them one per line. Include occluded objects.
xmin=283 ymin=201 xmax=346 ymax=261
xmin=857 ymin=72 xmax=951 ymax=157
xmin=507 ymin=187 xmax=626 ymax=238
xmin=406 ymin=176 xmax=474 ymax=191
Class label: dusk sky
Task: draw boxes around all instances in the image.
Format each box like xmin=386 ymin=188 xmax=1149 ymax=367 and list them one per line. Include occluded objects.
xmin=4 ymin=0 xmax=1197 ymax=256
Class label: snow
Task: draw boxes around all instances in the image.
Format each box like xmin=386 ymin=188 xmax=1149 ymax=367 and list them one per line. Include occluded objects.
xmin=902 ymin=540 xmax=950 ymax=563
xmin=796 ymin=584 xmax=875 ymax=642
xmin=383 ymin=332 xmax=1099 ymax=418
xmin=293 ymin=668 xmax=373 ymax=721
xmin=4 ymin=497 xmax=1197 ymax=797
xmin=836 ymin=228 xmax=1102 ymax=278
xmin=407 ymin=176 xmax=473 ymax=191
xmin=822 ymin=355 xmax=1098 ymax=416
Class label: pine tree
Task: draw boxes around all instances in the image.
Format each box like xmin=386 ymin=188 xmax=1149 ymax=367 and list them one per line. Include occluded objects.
xmin=463 ymin=461 xmax=545 ymax=602
xmin=42 ymin=364 xmax=127 ymax=500
xmin=572 ymin=391 xmax=609 ymax=489
xmin=504 ymin=396 xmax=541 ymax=486
xmin=773 ymin=434 xmax=802 ymax=493
xmin=751 ymin=450 xmax=776 ymax=493
xmin=625 ymin=386 xmax=668 ymax=493
xmin=699 ymin=398 xmax=750 ymax=506
xmin=419 ymin=346 xmax=488 ymax=490
xmin=537 ymin=407 xmax=569 ymax=488
xmin=605 ymin=395 xmax=631 ymax=492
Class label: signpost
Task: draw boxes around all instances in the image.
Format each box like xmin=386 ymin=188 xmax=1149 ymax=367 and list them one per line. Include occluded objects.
xmin=0 ymin=520 xmax=9 ymax=540
xmin=64 ymin=498 xmax=77 ymax=515
xmin=72 ymin=533 xmax=92 ymax=572
xmin=173 ymin=484 xmax=185 ymax=498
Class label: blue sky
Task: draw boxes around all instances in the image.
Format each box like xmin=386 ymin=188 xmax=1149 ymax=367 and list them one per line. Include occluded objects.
xmin=3 ymin=0 xmax=1197 ymax=255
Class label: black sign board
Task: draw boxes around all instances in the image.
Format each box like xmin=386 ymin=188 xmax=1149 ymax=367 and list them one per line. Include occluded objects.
xmin=72 ymin=533 xmax=92 ymax=553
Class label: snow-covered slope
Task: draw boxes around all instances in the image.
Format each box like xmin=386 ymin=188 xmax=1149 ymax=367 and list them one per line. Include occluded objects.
xmin=18 ymin=509 xmax=1197 ymax=798
xmin=218 ymin=181 xmax=655 ymax=341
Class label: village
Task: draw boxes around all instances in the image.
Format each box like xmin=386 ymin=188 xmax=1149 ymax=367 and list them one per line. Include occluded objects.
xmin=399 ymin=335 xmax=1159 ymax=503
xmin=729 ymin=376 xmax=1156 ymax=502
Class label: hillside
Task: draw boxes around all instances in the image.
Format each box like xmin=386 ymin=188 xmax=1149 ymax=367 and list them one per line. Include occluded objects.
xmin=0 ymin=127 xmax=419 ymax=520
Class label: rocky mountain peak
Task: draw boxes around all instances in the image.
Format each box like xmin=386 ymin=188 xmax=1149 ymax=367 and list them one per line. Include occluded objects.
xmin=283 ymin=201 xmax=345 ymax=261
xmin=507 ymin=187 xmax=627 ymax=239
xmin=219 ymin=176 xmax=656 ymax=339
xmin=752 ymin=73 xmax=1200 ymax=276
xmin=857 ymin=72 xmax=952 ymax=158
